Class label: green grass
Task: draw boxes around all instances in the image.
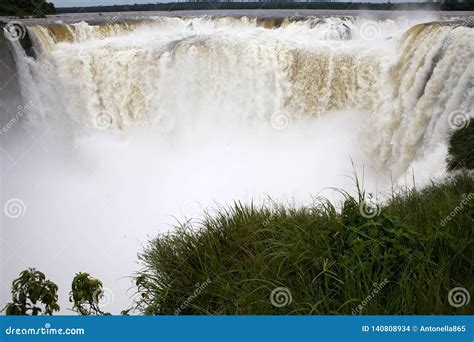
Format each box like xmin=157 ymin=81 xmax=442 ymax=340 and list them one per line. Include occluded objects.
xmin=136 ymin=172 xmax=473 ymax=315
xmin=447 ymin=123 xmax=474 ymax=171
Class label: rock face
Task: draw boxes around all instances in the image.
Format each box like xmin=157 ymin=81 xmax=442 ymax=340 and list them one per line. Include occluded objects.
xmin=0 ymin=32 xmax=23 ymax=132
xmin=1 ymin=22 xmax=35 ymax=58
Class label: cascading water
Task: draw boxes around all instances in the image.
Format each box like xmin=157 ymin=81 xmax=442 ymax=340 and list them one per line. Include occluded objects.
xmin=1 ymin=14 xmax=473 ymax=313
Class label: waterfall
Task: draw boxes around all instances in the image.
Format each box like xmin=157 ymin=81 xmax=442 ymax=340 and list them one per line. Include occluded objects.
xmin=1 ymin=15 xmax=472 ymax=313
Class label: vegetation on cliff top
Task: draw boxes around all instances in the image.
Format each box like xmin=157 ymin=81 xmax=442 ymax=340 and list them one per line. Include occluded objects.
xmin=0 ymin=0 xmax=56 ymax=18
xmin=55 ymin=1 xmax=474 ymax=13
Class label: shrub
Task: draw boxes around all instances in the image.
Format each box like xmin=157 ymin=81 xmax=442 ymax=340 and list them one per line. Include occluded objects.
xmin=70 ymin=273 xmax=111 ymax=316
xmin=2 ymin=268 xmax=60 ymax=315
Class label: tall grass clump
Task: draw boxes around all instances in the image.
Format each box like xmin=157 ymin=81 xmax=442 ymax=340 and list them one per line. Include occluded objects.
xmin=447 ymin=123 xmax=474 ymax=171
xmin=136 ymin=173 xmax=473 ymax=315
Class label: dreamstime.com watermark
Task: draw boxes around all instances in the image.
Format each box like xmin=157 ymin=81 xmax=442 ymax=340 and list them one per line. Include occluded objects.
xmin=440 ymin=193 xmax=473 ymax=227
xmin=94 ymin=112 xmax=113 ymax=130
xmin=270 ymin=287 xmax=293 ymax=308
xmin=0 ymin=101 xmax=34 ymax=136
xmin=462 ymin=16 xmax=474 ymax=26
xmin=359 ymin=199 xmax=382 ymax=219
xmin=359 ymin=111 xmax=377 ymax=133
xmin=3 ymin=21 xmax=27 ymax=42
xmin=174 ymin=278 xmax=212 ymax=315
xmin=4 ymin=323 xmax=85 ymax=336
xmin=441 ymin=30 xmax=462 ymax=50
xmin=3 ymin=198 xmax=26 ymax=219
xmin=92 ymin=287 xmax=115 ymax=308
xmin=271 ymin=110 xmax=292 ymax=130
xmin=106 ymin=12 xmax=123 ymax=25
xmin=448 ymin=287 xmax=470 ymax=308
xmin=448 ymin=109 xmax=470 ymax=130
xmin=359 ymin=21 xmax=382 ymax=40
xmin=352 ymin=278 xmax=389 ymax=315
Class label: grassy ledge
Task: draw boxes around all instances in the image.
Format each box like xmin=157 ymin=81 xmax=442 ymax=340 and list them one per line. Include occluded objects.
xmin=136 ymin=172 xmax=474 ymax=315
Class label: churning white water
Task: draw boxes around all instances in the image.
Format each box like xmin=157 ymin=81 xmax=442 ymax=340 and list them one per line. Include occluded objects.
xmin=1 ymin=14 xmax=473 ymax=313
